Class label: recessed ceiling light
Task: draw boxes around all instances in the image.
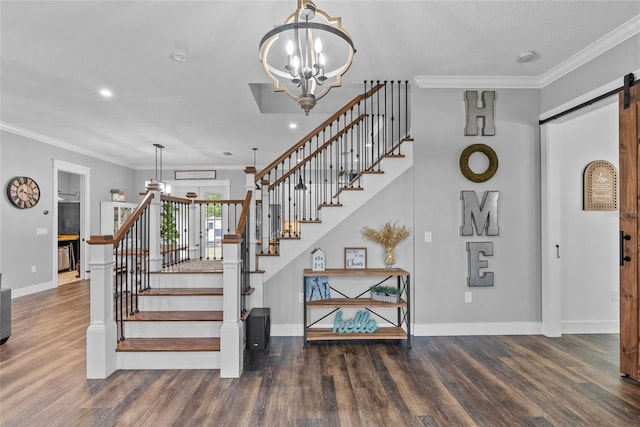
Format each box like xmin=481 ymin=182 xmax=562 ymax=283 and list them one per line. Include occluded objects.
xmin=517 ymin=51 xmax=539 ymax=64
xmin=289 ymin=123 xmax=297 ymax=129
xmin=99 ymin=88 xmax=113 ymax=98
xmin=170 ymin=50 xmax=188 ymax=62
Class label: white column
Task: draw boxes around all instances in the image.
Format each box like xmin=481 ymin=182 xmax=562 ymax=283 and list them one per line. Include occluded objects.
xmin=147 ymin=188 xmax=163 ymax=271
xmin=86 ymin=236 xmax=118 ymax=379
xmin=245 ymin=167 xmax=257 ymax=272
xmin=220 ymin=238 xmax=244 ymax=378
xmin=261 ymin=179 xmax=270 ymax=254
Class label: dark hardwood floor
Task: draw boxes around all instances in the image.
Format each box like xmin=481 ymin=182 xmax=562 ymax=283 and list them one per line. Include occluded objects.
xmin=1 ymin=280 xmax=640 ymax=426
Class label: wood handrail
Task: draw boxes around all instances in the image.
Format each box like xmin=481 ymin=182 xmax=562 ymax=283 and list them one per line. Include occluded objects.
xmin=194 ymin=199 xmax=246 ymax=205
xmin=255 ymin=83 xmax=385 ymax=182
xmin=268 ymin=114 xmax=366 ymax=191
xmin=235 ymin=190 xmax=253 ymax=235
xmin=160 ymin=194 xmax=191 ymax=204
xmin=113 ymin=192 xmax=154 ymax=246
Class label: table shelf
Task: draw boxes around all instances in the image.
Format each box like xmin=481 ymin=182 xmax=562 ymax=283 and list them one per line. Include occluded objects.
xmin=303 ymin=268 xmax=411 ymax=348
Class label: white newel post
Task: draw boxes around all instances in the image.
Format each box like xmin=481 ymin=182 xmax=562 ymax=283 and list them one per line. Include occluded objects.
xmin=86 ymin=236 xmax=117 ymax=379
xmin=220 ymin=237 xmax=244 ymax=378
xmin=188 ymin=199 xmax=199 ymax=260
xmin=245 ymin=167 xmax=257 ymax=271
xmin=146 ymin=187 xmax=163 ymax=271
xmin=261 ymin=179 xmax=270 ymax=255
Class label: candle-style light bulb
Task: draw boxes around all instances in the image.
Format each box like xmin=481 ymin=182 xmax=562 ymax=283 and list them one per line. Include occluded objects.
xmin=286 ymin=40 xmax=294 ymax=56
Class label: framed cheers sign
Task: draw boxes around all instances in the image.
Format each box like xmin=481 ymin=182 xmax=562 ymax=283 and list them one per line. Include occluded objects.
xmin=344 ymin=247 xmax=367 ymax=269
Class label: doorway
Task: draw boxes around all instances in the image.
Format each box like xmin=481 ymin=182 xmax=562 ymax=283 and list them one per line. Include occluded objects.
xmin=541 ymin=101 xmax=619 ymax=336
xmin=53 ymin=160 xmax=91 ymax=285
xmin=165 ymin=179 xmax=230 ymax=260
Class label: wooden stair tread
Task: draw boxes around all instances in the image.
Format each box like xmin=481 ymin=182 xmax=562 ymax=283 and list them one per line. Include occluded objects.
xmin=318 ymin=203 xmax=343 ymax=208
xmin=126 ymin=311 xmax=223 ymax=321
xmin=143 ymin=288 xmax=222 ymax=296
xmin=306 ymin=327 xmax=407 ymax=341
xmin=361 ymin=170 xmax=384 ymax=174
xmin=117 ymin=337 xmax=220 ymax=352
xmin=299 ymin=219 xmax=321 ymax=223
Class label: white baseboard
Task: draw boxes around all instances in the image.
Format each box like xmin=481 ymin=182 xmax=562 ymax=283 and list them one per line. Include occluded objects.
xmin=10 ymin=280 xmax=56 ymax=298
xmin=561 ymin=320 xmax=619 ymax=334
xmin=272 ymin=322 xmax=620 ymax=337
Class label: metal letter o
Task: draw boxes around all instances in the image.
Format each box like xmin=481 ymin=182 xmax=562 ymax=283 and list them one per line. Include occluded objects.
xmin=459 ymin=143 xmax=499 ymax=183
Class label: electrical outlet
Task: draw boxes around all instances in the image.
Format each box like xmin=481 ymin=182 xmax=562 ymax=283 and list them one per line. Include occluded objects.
xmin=424 ymin=231 xmax=432 ymax=242
xmin=465 ymin=292 xmax=472 ymax=303
xmin=31 ymin=265 xmax=37 ymax=273
xmin=299 ymin=292 xmax=304 ymax=304
xmin=611 ymin=291 xmax=619 ymax=302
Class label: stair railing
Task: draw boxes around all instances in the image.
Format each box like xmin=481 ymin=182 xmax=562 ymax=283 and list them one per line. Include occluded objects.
xmin=112 ymin=192 xmax=154 ymax=341
xmin=195 ymin=198 xmax=249 ymax=262
xmin=255 ymin=80 xmax=411 ymax=255
xmin=160 ymin=195 xmax=191 ymax=268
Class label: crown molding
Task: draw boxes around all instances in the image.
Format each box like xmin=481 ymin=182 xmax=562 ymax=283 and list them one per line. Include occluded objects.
xmin=0 ymin=122 xmax=134 ymax=169
xmin=540 ymin=14 xmax=640 ymax=87
xmin=415 ymin=14 xmax=640 ymax=90
xmin=413 ymin=75 xmax=541 ymax=89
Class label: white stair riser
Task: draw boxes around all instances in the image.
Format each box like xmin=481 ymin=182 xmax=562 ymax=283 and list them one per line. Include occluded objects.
xmin=150 ymin=273 xmax=223 ymax=288
xmin=138 ymin=295 xmax=223 ymax=311
xmin=117 ymin=351 xmax=220 ymax=370
xmin=124 ymin=321 xmax=221 ymax=338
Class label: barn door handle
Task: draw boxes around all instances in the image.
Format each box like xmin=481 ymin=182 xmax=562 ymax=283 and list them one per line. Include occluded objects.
xmin=620 ymin=231 xmax=632 ymax=266
xmin=555 ymin=244 xmax=560 ymax=258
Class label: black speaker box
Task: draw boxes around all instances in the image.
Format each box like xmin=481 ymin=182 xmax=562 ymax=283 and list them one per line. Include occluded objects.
xmin=247 ymin=308 xmax=270 ymax=350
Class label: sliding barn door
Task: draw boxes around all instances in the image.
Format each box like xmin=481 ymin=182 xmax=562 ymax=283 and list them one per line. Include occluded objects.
xmin=620 ymin=83 xmax=640 ymax=380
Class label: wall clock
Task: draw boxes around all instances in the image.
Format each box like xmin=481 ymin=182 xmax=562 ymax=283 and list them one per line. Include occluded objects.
xmin=6 ymin=176 xmax=41 ymax=209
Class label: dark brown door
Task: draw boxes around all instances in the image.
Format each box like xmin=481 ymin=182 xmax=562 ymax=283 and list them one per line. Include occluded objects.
xmin=620 ymin=83 xmax=640 ymax=380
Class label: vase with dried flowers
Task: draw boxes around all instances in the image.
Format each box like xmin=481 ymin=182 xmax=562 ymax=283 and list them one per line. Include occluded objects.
xmin=362 ymin=222 xmax=410 ymax=269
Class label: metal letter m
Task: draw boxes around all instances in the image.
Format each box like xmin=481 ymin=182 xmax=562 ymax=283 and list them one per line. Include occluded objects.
xmin=460 ymin=191 xmax=500 ymax=236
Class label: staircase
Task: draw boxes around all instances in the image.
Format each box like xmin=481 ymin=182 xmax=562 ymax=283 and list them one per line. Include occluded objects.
xmin=86 ymin=80 xmax=411 ymax=379
xmin=116 ymin=271 xmax=223 ymax=370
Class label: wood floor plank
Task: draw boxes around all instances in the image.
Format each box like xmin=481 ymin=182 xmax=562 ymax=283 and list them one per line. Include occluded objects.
xmin=3 ymin=280 xmax=640 ymax=426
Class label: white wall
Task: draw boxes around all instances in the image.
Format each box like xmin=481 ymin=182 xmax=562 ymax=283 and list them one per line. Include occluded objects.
xmin=412 ymin=88 xmax=542 ymax=335
xmin=548 ymin=101 xmax=619 ymax=333
xmin=265 ymin=168 xmax=414 ymax=333
xmin=1 ymin=130 xmax=135 ymax=294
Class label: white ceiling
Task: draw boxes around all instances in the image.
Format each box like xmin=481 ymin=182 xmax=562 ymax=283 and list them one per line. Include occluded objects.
xmin=2 ymin=1 xmax=639 ymax=170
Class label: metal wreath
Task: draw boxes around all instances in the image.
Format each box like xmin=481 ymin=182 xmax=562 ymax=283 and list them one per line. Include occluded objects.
xmin=459 ymin=143 xmax=499 ymax=183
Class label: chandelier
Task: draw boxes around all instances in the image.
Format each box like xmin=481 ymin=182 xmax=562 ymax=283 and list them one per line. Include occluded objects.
xmin=259 ymin=0 xmax=355 ymax=115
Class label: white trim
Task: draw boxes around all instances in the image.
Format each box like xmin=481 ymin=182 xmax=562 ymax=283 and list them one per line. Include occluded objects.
xmin=561 ymin=321 xmax=619 ymax=335
xmin=413 ymin=75 xmax=541 ymax=89
xmin=1 ymin=123 xmax=134 ymax=168
xmin=540 ymin=15 xmax=640 ymax=87
xmin=415 ymin=15 xmax=640 ymax=91
xmin=413 ymin=322 xmax=542 ymax=336
xmin=10 ymin=281 xmax=56 ymax=298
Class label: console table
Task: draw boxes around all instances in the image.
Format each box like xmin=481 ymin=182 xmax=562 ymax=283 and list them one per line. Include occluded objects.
xmin=303 ymin=268 xmax=411 ymax=348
